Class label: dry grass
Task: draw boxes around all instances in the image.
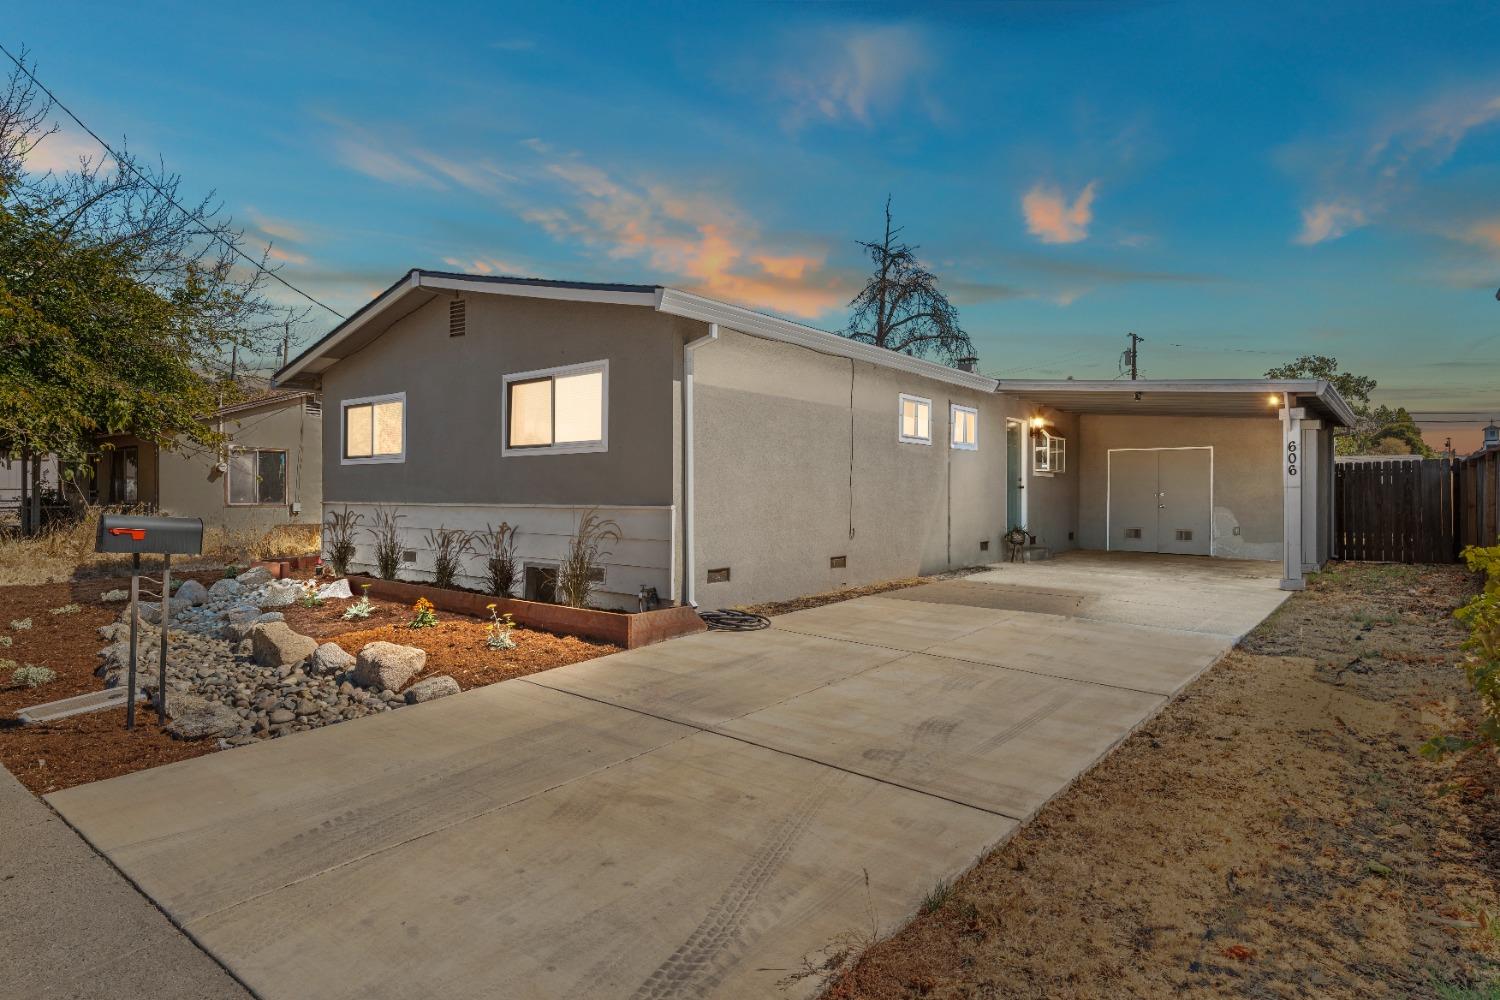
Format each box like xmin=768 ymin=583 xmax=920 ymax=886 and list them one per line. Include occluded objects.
xmin=0 ymin=508 xmax=320 ymax=586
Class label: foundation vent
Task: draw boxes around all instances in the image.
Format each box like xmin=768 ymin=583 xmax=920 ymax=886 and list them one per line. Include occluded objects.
xmin=830 ymin=555 xmax=847 ymax=569
xmin=1123 ymin=527 xmax=1143 ymax=540
xmin=1175 ymin=529 xmax=1194 ymax=541
xmin=401 ymin=549 xmax=418 ymax=564
xmin=979 ymin=540 xmax=990 ymax=552
xmin=448 ymin=298 xmax=466 ymax=337
xmin=707 ymin=567 xmax=731 ymax=584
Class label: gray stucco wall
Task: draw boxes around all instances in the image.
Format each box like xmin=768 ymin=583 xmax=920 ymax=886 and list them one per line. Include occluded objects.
xmin=156 ymin=398 xmax=323 ymax=537
xmin=690 ymin=327 xmax=1022 ymax=608
xmin=319 ymin=294 xmax=682 ymax=508
xmin=1076 ymin=413 xmax=1283 ymax=559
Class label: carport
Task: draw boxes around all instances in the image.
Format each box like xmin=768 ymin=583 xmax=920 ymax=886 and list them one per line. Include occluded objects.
xmin=995 ymin=379 xmax=1357 ymax=590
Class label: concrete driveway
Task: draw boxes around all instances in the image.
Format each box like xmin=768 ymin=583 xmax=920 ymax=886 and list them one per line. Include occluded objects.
xmin=48 ymin=552 xmax=1287 ymax=999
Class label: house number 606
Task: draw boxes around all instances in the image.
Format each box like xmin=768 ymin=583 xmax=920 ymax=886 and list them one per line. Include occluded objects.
xmin=1286 ymin=440 xmax=1298 ymax=476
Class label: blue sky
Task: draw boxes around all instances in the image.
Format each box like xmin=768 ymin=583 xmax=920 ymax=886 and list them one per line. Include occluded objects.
xmin=12 ymin=1 xmax=1500 ymax=409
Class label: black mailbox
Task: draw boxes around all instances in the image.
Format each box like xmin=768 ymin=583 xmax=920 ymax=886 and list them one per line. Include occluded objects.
xmin=95 ymin=514 xmax=204 ymax=555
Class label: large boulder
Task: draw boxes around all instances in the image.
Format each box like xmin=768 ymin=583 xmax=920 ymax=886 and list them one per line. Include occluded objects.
xmin=257 ymin=578 xmax=302 ymax=609
xmin=351 ymin=642 xmax=426 ymax=691
xmin=164 ymin=694 xmax=241 ymax=740
xmin=140 ymin=598 xmax=190 ymax=625
xmin=404 ymin=675 xmax=459 ymax=704
xmin=310 ymin=642 xmax=355 ymax=676
xmin=175 ymin=579 xmax=210 ymax=606
xmin=249 ymin=622 xmax=317 ymax=670
xmin=207 ymin=577 xmax=242 ymax=600
xmin=235 ymin=566 xmax=274 ymax=588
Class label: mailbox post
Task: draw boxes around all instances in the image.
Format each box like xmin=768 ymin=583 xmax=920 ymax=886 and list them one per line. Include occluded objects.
xmin=94 ymin=515 xmax=204 ymax=729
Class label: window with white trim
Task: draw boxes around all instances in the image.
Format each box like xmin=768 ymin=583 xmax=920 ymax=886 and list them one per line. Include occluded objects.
xmin=228 ymin=449 xmax=287 ymax=505
xmin=898 ymin=394 xmax=932 ymax=445
xmin=503 ymin=360 xmax=608 ymax=455
xmin=1033 ymin=430 xmax=1066 ymax=474
xmin=951 ymin=404 xmax=978 ymax=450
xmin=342 ymin=393 xmax=405 ymax=463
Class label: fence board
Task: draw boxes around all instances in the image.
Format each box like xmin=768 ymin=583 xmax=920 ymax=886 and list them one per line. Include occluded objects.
xmin=1335 ymin=457 xmax=1460 ymax=563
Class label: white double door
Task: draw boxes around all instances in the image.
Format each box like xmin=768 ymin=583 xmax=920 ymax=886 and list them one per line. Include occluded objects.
xmin=1108 ymin=448 xmax=1212 ymax=556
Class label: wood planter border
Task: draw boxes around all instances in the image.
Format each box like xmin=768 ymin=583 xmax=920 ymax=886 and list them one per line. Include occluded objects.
xmin=354 ymin=576 xmax=705 ymax=649
xmin=249 ymin=555 xmax=320 ymax=579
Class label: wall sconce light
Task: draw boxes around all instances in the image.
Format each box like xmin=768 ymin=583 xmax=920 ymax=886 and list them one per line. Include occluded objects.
xmin=1267 ymin=393 xmax=1281 ymax=407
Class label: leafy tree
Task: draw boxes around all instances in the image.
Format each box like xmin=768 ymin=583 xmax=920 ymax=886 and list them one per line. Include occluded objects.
xmin=845 ymin=197 xmax=976 ymax=367
xmin=0 ymin=49 xmax=293 ymax=519
xmin=1264 ymin=354 xmax=1376 ymax=409
xmin=1264 ymin=354 xmax=1434 ymax=456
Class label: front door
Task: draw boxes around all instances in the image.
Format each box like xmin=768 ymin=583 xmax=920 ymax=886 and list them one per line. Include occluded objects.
xmin=1108 ymin=448 xmax=1212 ymax=556
xmin=1006 ymin=421 xmax=1025 ymax=528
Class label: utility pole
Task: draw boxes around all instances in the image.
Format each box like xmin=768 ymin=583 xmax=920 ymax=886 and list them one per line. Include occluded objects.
xmin=229 ymin=341 xmax=238 ymax=383
xmin=281 ymin=319 xmax=291 ymax=371
xmin=1121 ymin=332 xmax=1144 ymax=380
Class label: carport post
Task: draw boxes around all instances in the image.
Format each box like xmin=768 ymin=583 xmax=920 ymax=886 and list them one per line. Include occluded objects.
xmin=1279 ymin=394 xmax=1307 ymax=591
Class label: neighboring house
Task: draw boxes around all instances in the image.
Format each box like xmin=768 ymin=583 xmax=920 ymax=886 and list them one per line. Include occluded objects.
xmin=91 ymin=391 xmax=323 ymax=536
xmin=275 ymin=270 xmax=1354 ymax=609
xmin=0 ymin=453 xmax=59 ymax=516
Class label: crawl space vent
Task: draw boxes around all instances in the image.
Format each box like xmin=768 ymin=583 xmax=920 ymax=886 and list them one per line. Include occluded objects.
xmin=707 ymin=567 xmax=731 ymax=584
xmin=401 ymin=549 xmax=418 ymax=564
xmin=829 ymin=555 xmax=847 ymax=569
xmin=1123 ymin=527 xmax=1143 ymax=540
xmin=979 ymin=540 xmax=990 ymax=552
xmin=1175 ymin=529 xmax=1194 ymax=541
xmin=448 ymin=298 xmax=466 ymax=337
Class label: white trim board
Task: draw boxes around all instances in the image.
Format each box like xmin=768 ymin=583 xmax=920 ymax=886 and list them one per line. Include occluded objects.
xmin=1105 ymin=446 xmax=1215 ymax=556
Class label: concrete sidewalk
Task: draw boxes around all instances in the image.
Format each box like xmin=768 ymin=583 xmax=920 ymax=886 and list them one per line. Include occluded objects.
xmin=44 ymin=551 xmax=1288 ymax=999
xmin=0 ymin=765 xmax=250 ymax=1000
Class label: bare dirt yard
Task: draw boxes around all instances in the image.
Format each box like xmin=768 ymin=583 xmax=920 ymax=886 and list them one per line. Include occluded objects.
xmin=821 ymin=562 xmax=1500 ymax=1000
xmin=1 ymin=577 xmax=618 ymax=797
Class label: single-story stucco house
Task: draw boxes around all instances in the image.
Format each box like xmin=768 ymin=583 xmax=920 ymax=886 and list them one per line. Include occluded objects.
xmin=91 ymin=390 xmax=323 ymax=537
xmin=274 ymin=269 xmax=1354 ymax=610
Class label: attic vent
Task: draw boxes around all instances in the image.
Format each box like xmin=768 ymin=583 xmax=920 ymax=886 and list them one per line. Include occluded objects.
xmin=829 ymin=555 xmax=847 ymax=569
xmin=1175 ymin=529 xmax=1194 ymax=541
xmin=1123 ymin=527 xmax=1143 ymax=539
xmin=304 ymin=399 xmax=322 ymax=417
xmin=448 ymin=298 xmax=466 ymax=337
xmin=707 ymin=567 xmax=731 ymax=584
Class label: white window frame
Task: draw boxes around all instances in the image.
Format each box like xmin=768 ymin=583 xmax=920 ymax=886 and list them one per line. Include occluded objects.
xmin=951 ymin=404 xmax=978 ymax=451
xmin=501 ymin=359 xmax=610 ymax=457
xmin=225 ymin=447 xmax=288 ymax=506
xmin=898 ymin=393 xmax=933 ymax=446
xmin=340 ymin=391 xmax=407 ymax=465
xmin=1033 ymin=429 xmax=1066 ymax=475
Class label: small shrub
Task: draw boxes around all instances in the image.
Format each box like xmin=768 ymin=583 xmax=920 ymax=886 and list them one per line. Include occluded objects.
xmin=50 ymin=603 xmax=81 ymax=616
xmin=485 ymin=604 xmax=516 ymax=650
xmin=369 ymin=507 xmax=404 ymax=580
xmin=476 ymin=522 xmax=521 ymax=598
xmin=0 ymin=636 xmax=10 ymax=648
xmin=342 ymin=586 xmax=375 ymax=621
xmin=324 ymin=506 xmax=362 ymax=577
xmin=424 ymin=526 xmax=474 ymax=590
xmin=223 ymin=564 xmax=246 ymax=579
xmin=9 ymin=617 xmax=32 ymax=631
xmin=919 ymin=879 xmax=954 ymax=914
xmin=549 ymin=509 xmax=620 ymax=609
xmin=408 ymin=596 xmax=438 ymax=629
xmin=297 ymin=579 xmax=324 ymax=608
xmin=1423 ymin=542 xmax=1500 ymax=758
xmin=11 ymin=663 xmax=56 ymax=688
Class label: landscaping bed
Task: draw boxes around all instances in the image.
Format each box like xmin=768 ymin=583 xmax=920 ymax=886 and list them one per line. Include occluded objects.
xmin=0 ymin=574 xmax=619 ymax=796
xmin=817 ymin=562 xmax=1500 ymax=999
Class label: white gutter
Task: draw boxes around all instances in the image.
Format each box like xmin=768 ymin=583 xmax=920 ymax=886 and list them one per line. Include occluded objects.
xmin=681 ymin=322 xmax=719 ymax=608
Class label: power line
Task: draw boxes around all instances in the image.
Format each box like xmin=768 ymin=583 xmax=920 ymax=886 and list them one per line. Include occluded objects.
xmin=0 ymin=43 xmax=345 ymax=320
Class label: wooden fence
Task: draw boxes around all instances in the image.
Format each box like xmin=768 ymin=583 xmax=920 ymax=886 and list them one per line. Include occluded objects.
xmin=1334 ymin=453 xmax=1500 ymax=563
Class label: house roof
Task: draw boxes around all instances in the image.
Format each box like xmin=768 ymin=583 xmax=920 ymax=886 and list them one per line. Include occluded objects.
xmin=213 ymin=389 xmax=316 ymax=418
xmin=274 ymin=269 xmax=1000 ymax=393
xmin=994 ymin=378 xmax=1357 ymax=427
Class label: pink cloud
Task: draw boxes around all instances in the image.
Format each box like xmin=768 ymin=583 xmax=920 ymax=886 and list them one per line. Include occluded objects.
xmin=1022 ymin=181 xmax=1098 ymax=244
xmin=1294 ymin=200 xmax=1368 ymax=245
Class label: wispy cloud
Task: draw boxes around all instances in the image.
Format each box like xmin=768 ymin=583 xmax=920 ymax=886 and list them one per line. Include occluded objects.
xmin=1022 ymin=181 xmax=1098 ymax=244
xmin=440 ymin=255 xmax=529 ymax=276
xmin=1284 ymin=86 xmax=1500 ymax=245
xmin=523 ymin=148 xmax=848 ymax=317
xmin=773 ymin=24 xmax=940 ymax=129
xmin=20 ymin=124 xmax=108 ymax=174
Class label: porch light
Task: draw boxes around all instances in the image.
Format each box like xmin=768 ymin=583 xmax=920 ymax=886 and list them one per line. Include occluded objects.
xmin=1028 ymin=416 xmax=1047 ymax=430
xmin=1268 ymin=394 xmax=1281 ymax=407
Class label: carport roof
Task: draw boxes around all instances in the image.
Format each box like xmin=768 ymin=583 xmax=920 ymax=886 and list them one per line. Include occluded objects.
xmin=995 ymin=378 xmax=1356 ymax=427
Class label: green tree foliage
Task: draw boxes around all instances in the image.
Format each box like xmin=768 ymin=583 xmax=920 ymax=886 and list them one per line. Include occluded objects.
xmin=0 ymin=50 xmax=293 ymax=481
xmin=1265 ymin=354 xmax=1434 ymax=457
xmin=1422 ymin=543 xmax=1500 ymax=758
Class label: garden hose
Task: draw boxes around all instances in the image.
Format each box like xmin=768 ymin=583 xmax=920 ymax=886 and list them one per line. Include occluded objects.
xmin=698 ymin=608 xmax=771 ymax=631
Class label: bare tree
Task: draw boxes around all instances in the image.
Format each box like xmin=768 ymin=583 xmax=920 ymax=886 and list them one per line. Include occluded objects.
xmin=844 ymin=197 xmax=975 ymax=366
